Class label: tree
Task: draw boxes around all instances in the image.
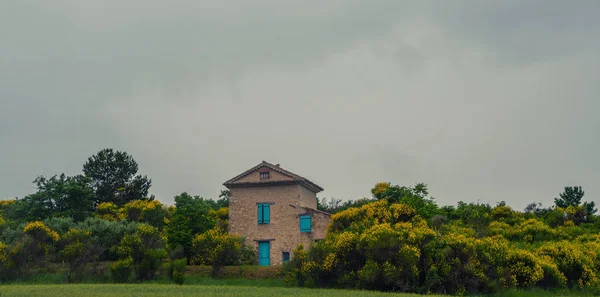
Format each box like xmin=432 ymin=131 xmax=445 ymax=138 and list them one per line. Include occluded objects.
xmin=83 ymin=149 xmax=152 ymax=207
xmin=372 ymin=182 xmax=438 ymax=219
xmin=216 ymin=189 xmax=230 ymax=208
xmin=165 ymin=193 xmax=216 ymax=258
xmin=59 ymin=228 xmax=103 ymax=282
xmin=190 ymin=227 xmax=255 ymax=277
xmin=5 ymin=174 xmax=94 ymax=223
xmin=554 ymin=186 xmax=596 ymax=216
xmin=317 ymin=197 xmax=374 ymax=214
xmin=34 ymin=174 xmax=95 ymax=222
xmin=113 ymin=224 xmax=166 ymax=281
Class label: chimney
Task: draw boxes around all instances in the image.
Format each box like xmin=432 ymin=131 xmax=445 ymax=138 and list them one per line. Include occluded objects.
xmin=276 ymin=164 xmax=280 ymax=167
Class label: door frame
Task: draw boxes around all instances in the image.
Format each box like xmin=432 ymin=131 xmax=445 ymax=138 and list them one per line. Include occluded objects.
xmin=257 ymin=240 xmax=271 ymax=266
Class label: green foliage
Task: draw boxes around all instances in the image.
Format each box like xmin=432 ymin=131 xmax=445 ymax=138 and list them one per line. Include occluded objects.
xmin=0 ymin=240 xmax=13 ymax=281
xmin=76 ymin=217 xmax=140 ymax=261
xmin=190 ymin=227 xmax=256 ymax=277
xmin=59 ymin=228 xmax=101 ymax=282
xmin=93 ymin=202 xmax=122 ymax=221
xmin=317 ymin=197 xmax=375 ymax=214
xmin=554 ymin=186 xmax=596 ymax=216
xmin=110 ymin=257 xmax=133 ymax=283
xmin=165 ymin=193 xmax=216 ymax=257
xmin=44 ymin=217 xmax=76 ymax=235
xmin=170 ymin=258 xmax=186 ymax=285
xmin=287 ymin=182 xmax=600 ymax=295
xmin=3 ymin=174 xmax=94 ymax=224
xmin=120 ymin=199 xmax=168 ymax=228
xmin=115 ymin=224 xmax=166 ymax=281
xmin=441 ymin=201 xmax=493 ymax=237
xmin=371 ymin=182 xmax=438 ymax=219
xmin=83 ymin=148 xmax=152 ymax=207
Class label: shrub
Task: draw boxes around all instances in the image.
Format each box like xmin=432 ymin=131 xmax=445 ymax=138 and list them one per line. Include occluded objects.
xmin=94 ymin=202 xmax=122 ymax=221
xmin=517 ymin=219 xmax=556 ymax=243
xmin=536 ymin=241 xmax=599 ymax=289
xmin=76 ymin=217 xmax=140 ymax=261
xmin=190 ymin=227 xmax=255 ymax=277
xmin=116 ymin=224 xmax=166 ymax=281
xmin=120 ymin=200 xmax=167 ymax=228
xmin=505 ymin=249 xmax=544 ymax=288
xmin=59 ymin=228 xmax=102 ymax=282
xmin=22 ymin=221 xmax=59 ymax=261
xmin=43 ymin=217 xmax=76 ymax=235
xmin=491 ymin=205 xmax=523 ymax=225
xmin=110 ymin=257 xmax=133 ymax=283
xmin=170 ymin=258 xmax=186 ymax=285
xmin=0 ymin=241 xmax=13 ymax=281
xmin=23 ymin=221 xmax=59 ymax=243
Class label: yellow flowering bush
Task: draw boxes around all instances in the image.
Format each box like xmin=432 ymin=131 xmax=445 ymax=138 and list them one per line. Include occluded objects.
xmin=94 ymin=202 xmax=123 ymax=221
xmin=0 ymin=199 xmax=14 ymax=211
xmin=190 ymin=227 xmax=254 ymax=276
xmin=505 ymin=249 xmax=544 ymax=287
xmin=371 ymin=182 xmax=391 ymax=199
xmin=321 ymin=253 xmax=337 ymax=271
xmin=476 ymin=235 xmax=510 ymax=266
xmin=327 ymin=231 xmax=358 ymax=257
xmin=119 ymin=200 xmax=166 ymax=227
xmin=487 ymin=221 xmax=512 ymax=238
xmin=23 ymin=221 xmax=59 ymax=242
xmin=59 ymin=228 xmax=96 ymax=282
xmin=536 ymin=241 xmax=599 ymax=289
xmin=491 ymin=205 xmax=523 ymax=225
xmin=328 ymin=200 xmax=391 ymax=233
xmin=113 ymin=224 xmax=166 ymax=282
xmin=0 ymin=241 xmax=10 ymax=267
xmin=516 ymin=219 xmax=556 ymax=243
xmin=0 ymin=241 xmax=14 ymax=281
xmin=210 ymin=207 xmax=229 ymax=230
xmin=389 ymin=203 xmax=417 ymax=223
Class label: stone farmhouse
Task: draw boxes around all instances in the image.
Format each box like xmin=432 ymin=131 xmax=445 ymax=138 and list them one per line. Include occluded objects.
xmin=224 ymin=161 xmax=331 ymax=266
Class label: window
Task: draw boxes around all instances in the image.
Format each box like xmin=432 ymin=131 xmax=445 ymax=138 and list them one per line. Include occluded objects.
xmin=260 ymin=172 xmax=270 ymax=179
xmin=257 ymin=203 xmax=270 ymax=224
xmin=282 ymin=252 xmax=290 ymax=263
xmin=299 ymin=215 xmax=311 ymax=233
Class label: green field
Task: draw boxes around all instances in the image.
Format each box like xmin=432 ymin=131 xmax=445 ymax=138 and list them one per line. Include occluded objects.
xmin=0 ymin=284 xmax=593 ymax=297
xmin=0 ymin=284 xmax=426 ymax=297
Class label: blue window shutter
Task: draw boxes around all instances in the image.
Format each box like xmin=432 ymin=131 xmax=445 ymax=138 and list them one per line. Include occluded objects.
xmin=257 ymin=204 xmax=263 ymax=224
xmin=300 ymin=215 xmax=311 ymax=232
xmin=263 ymin=204 xmax=270 ymax=224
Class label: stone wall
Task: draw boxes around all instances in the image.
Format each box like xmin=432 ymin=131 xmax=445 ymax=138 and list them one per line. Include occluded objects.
xmin=235 ymin=169 xmax=293 ymax=183
xmin=229 ymin=184 xmax=330 ymax=265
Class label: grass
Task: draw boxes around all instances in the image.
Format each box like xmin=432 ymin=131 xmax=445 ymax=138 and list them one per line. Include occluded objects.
xmin=0 ymin=282 xmax=595 ymax=297
xmin=476 ymin=290 xmax=597 ymax=297
xmin=0 ymin=284 xmax=432 ymax=297
xmin=1 ymin=268 xmax=595 ymax=296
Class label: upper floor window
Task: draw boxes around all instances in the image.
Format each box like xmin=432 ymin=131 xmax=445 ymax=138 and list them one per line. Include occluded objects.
xmin=260 ymin=172 xmax=270 ymax=180
xmin=299 ymin=215 xmax=311 ymax=233
xmin=258 ymin=203 xmax=270 ymax=224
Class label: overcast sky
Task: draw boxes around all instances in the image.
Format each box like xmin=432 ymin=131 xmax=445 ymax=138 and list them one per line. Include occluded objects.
xmin=1 ymin=1 xmax=599 ymax=209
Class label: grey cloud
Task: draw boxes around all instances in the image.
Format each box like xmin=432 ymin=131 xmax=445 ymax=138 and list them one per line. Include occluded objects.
xmin=1 ymin=1 xmax=598 ymax=210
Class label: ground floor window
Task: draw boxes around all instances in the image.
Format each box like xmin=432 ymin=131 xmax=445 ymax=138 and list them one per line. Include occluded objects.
xmin=282 ymin=251 xmax=290 ymax=263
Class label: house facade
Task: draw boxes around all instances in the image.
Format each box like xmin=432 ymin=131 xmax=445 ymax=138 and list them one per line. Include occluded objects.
xmin=224 ymin=161 xmax=330 ymax=266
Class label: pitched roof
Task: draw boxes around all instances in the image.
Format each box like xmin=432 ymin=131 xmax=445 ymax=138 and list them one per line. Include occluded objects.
xmin=223 ymin=161 xmax=324 ymax=193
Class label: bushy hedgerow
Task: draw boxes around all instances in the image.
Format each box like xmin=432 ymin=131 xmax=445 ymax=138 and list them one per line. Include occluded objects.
xmin=286 ymin=198 xmax=600 ymax=295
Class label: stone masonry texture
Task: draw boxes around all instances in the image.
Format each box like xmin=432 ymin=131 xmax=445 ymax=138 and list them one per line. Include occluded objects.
xmin=226 ymin=164 xmax=330 ymax=265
